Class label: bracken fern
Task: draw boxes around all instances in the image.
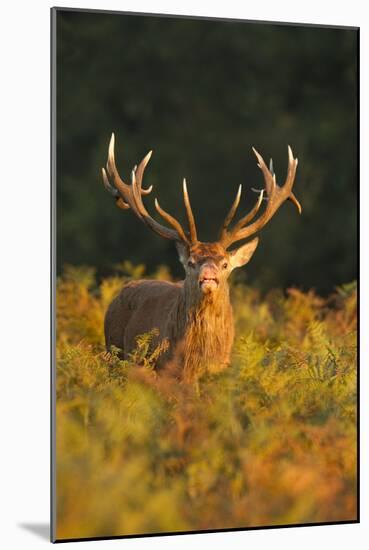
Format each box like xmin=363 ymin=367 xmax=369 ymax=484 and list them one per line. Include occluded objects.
xmin=55 ymin=266 xmax=357 ymax=539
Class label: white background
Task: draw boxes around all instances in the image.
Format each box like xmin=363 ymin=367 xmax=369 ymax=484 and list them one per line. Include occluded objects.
xmin=0 ymin=0 xmax=366 ymax=548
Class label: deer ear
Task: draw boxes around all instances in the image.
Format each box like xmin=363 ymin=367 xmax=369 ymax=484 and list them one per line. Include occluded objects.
xmin=175 ymin=241 xmax=190 ymax=266
xmin=229 ymin=237 xmax=259 ymax=269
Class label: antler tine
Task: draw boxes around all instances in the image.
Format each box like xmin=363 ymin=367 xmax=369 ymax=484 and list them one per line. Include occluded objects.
xmin=183 ymin=179 xmax=198 ymax=244
xmin=220 ymin=146 xmax=302 ymax=248
xmin=290 ymin=191 xmax=302 ymax=215
xmin=269 ymin=158 xmax=274 ymax=176
xmin=102 ymin=167 xmax=130 ymax=210
xmin=102 ymin=166 xmax=119 ymax=198
xmin=286 ymin=145 xmax=302 ymax=214
xmin=102 ymin=133 xmax=189 ymax=243
xmin=285 ymin=145 xmax=298 ymax=191
xmin=104 ymin=133 xmax=144 ymax=218
xmin=252 ymin=147 xmax=276 ymax=196
xmin=220 ymin=189 xmax=264 ymax=248
xmin=129 ymin=160 xmax=188 ymax=243
xmin=130 ymin=164 xmax=190 ymax=244
xmin=154 ymin=198 xmax=190 ymax=244
xmin=219 ymin=184 xmax=242 ymax=240
xmin=232 ymin=189 xmax=265 ymax=232
xmin=135 ymin=150 xmax=154 ymax=195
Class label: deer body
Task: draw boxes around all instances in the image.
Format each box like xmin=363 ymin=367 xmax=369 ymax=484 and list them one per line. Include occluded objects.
xmin=102 ymin=134 xmax=302 ymax=381
xmin=104 ymin=279 xmax=181 ymax=358
xmin=104 ymin=274 xmax=234 ymax=380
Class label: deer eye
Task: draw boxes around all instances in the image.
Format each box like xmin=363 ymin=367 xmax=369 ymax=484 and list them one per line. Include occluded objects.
xmin=188 ymin=260 xmax=195 ymax=268
xmin=222 ymin=262 xmax=228 ymax=269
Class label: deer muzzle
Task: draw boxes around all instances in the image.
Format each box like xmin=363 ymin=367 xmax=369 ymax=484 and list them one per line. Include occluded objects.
xmin=199 ymin=263 xmax=219 ymax=294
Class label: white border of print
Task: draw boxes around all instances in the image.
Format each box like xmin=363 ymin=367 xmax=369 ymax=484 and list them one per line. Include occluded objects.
xmin=0 ymin=1 xmax=366 ymax=549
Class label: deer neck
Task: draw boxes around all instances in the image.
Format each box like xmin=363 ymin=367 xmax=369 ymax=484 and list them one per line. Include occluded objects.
xmin=172 ymin=280 xmax=234 ymax=381
xmin=183 ymin=279 xmax=231 ymax=320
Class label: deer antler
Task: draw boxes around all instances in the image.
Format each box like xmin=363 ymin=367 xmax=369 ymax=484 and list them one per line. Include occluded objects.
xmin=219 ymin=146 xmax=302 ymax=248
xmin=102 ymin=133 xmax=199 ymax=246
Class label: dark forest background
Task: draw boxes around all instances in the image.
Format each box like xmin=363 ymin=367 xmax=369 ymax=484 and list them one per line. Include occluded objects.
xmin=56 ymin=10 xmax=358 ymax=294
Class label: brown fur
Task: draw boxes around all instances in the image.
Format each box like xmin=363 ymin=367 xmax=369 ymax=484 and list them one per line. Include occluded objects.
xmin=104 ymin=239 xmax=258 ymax=382
xmin=104 ymin=278 xmax=234 ymax=382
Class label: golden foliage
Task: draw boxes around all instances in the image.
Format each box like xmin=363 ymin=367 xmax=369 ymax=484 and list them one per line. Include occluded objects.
xmin=55 ymin=267 xmax=357 ymax=539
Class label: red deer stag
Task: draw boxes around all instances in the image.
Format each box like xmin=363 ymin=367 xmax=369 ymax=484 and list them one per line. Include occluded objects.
xmin=102 ymin=134 xmax=301 ymax=382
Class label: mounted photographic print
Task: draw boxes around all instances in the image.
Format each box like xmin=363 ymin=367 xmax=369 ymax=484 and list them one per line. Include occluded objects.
xmin=51 ymin=7 xmax=359 ymax=543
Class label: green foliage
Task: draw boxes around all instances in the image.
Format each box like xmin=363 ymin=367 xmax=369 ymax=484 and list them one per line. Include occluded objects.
xmin=128 ymin=328 xmax=170 ymax=370
xmin=56 ymin=267 xmax=357 ymax=539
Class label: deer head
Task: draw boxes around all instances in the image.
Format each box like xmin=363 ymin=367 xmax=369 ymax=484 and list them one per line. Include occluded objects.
xmin=102 ymin=133 xmax=302 ymax=298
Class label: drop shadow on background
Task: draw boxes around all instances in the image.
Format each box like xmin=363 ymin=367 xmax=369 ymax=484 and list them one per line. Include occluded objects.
xmin=18 ymin=523 xmax=49 ymax=541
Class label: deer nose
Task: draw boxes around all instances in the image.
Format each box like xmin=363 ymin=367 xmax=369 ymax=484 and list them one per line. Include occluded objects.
xmin=198 ymin=263 xmax=219 ymax=293
xmin=200 ymin=263 xmax=218 ymax=279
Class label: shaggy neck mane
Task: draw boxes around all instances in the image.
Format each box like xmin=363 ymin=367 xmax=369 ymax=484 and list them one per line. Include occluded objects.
xmin=171 ymin=282 xmax=234 ymax=382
